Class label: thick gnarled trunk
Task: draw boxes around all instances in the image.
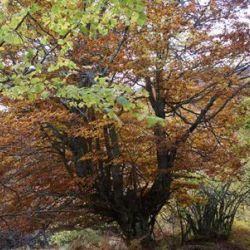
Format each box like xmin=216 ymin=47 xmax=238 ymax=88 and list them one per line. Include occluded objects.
xmin=93 ymin=93 xmax=174 ymax=245
xmin=117 ymin=212 xmax=156 ymax=249
xmin=48 ymin=85 xmax=174 ymax=246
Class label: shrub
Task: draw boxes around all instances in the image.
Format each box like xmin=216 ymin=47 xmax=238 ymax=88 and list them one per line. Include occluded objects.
xmin=178 ymin=180 xmax=250 ymax=242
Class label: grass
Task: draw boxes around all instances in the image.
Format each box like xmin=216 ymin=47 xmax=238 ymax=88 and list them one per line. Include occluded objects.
xmin=50 ymin=213 xmax=250 ymax=250
xmin=174 ymin=220 xmax=250 ymax=250
xmin=229 ymin=220 xmax=250 ymax=250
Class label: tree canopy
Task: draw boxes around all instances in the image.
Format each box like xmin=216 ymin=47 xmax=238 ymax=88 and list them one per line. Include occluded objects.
xmin=0 ymin=0 xmax=249 ymax=248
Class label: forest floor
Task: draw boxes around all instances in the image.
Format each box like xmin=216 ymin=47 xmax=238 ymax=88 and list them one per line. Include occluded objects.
xmin=53 ymin=219 xmax=250 ymax=250
xmin=228 ymin=220 xmax=250 ymax=250
xmin=161 ymin=220 xmax=250 ymax=250
xmin=15 ymin=216 xmax=250 ymax=249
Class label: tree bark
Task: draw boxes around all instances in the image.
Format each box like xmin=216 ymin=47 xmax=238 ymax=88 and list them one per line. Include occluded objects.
xmin=118 ymin=212 xmax=156 ymax=249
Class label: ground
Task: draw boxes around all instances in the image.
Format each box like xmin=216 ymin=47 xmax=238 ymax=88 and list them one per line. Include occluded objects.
xmin=48 ymin=219 xmax=250 ymax=250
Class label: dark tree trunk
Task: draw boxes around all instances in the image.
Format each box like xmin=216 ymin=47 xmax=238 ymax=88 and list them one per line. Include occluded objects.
xmin=115 ymin=209 xmax=157 ymax=249
xmin=92 ymin=82 xmax=175 ymax=246
xmin=46 ymin=77 xmax=176 ymax=246
xmin=143 ymin=81 xmax=176 ymax=216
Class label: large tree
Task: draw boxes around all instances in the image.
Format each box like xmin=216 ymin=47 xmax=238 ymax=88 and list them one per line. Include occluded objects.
xmin=0 ymin=0 xmax=249 ymax=247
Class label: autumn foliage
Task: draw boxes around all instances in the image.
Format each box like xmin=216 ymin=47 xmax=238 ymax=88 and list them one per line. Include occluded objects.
xmin=0 ymin=0 xmax=249 ymax=247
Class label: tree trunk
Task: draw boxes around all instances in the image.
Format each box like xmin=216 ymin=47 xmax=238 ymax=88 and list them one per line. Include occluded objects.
xmin=118 ymin=213 xmax=157 ymax=249
xmin=144 ymin=95 xmax=176 ymax=216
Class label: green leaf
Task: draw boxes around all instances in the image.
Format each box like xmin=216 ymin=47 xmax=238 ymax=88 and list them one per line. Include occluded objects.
xmin=117 ymin=96 xmax=129 ymax=106
xmin=146 ymin=115 xmax=165 ymax=128
xmin=5 ymin=32 xmax=22 ymax=45
xmin=0 ymin=62 xmax=4 ymax=70
xmin=41 ymin=90 xmax=50 ymax=99
xmin=30 ymin=3 xmax=40 ymax=13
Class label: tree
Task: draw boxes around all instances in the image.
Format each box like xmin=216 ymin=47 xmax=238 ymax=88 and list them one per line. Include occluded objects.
xmin=0 ymin=0 xmax=249 ymax=247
